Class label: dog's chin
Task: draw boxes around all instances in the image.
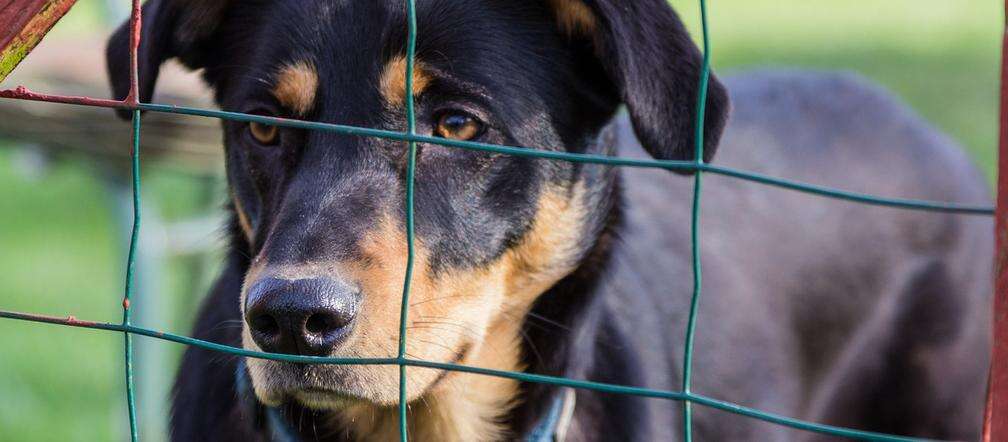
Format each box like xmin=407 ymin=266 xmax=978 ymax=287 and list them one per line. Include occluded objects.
xmin=253 ymin=383 xmax=364 ymax=411
xmin=247 ymin=358 xmax=409 ymax=410
xmin=291 ymin=388 xmax=362 ymax=410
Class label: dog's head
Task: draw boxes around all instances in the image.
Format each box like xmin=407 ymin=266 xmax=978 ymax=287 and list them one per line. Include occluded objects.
xmin=108 ymin=0 xmax=728 ymax=411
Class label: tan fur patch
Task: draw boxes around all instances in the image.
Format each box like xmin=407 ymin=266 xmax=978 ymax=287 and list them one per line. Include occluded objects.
xmin=273 ymin=61 xmax=318 ymax=115
xmin=548 ymin=0 xmax=598 ymax=36
xmin=230 ymin=190 xmax=254 ymax=243
xmin=500 ymin=183 xmax=588 ymax=305
xmin=380 ymin=56 xmax=432 ymax=107
xmin=242 ymin=183 xmax=588 ymax=440
xmin=332 ymin=184 xmax=586 ymax=440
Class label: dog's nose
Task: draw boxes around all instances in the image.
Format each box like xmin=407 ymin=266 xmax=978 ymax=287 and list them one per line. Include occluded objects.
xmin=244 ymin=277 xmax=359 ymax=356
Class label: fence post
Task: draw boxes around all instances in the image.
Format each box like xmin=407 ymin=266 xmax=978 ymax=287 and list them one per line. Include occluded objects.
xmin=984 ymin=2 xmax=1008 ymax=439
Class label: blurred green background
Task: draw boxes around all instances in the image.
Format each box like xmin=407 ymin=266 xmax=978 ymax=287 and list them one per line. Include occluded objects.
xmin=0 ymin=1 xmax=1001 ymax=441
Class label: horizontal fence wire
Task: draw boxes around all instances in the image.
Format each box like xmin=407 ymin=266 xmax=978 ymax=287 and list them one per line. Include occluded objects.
xmin=141 ymin=102 xmax=992 ymax=215
xmin=0 ymin=310 xmax=923 ymax=442
xmin=0 ymin=94 xmax=990 ymax=215
xmin=0 ymin=0 xmax=995 ymax=441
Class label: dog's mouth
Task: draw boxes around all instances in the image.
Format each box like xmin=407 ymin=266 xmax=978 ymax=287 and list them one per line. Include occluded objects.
xmin=247 ymin=361 xmax=370 ymax=409
xmin=246 ymin=343 xmax=474 ymax=410
xmin=291 ymin=387 xmax=361 ymax=410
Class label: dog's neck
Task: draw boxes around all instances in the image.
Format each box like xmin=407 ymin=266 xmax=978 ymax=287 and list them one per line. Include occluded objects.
xmin=503 ymin=124 xmax=623 ymax=437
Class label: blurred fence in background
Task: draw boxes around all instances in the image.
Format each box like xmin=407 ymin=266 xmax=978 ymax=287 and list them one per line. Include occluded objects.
xmin=1 ymin=2 xmax=223 ymax=439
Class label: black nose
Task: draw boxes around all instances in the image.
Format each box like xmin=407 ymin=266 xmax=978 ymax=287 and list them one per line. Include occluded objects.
xmin=244 ymin=277 xmax=360 ymax=356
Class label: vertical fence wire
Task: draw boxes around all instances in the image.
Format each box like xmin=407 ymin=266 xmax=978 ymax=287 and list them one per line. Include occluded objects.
xmin=397 ymin=0 xmax=420 ymax=440
xmin=122 ymin=0 xmax=143 ymax=440
xmin=680 ymin=0 xmax=712 ymax=439
xmin=122 ymin=108 xmax=141 ymax=442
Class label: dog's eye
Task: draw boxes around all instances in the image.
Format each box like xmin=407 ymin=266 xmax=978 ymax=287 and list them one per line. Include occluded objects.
xmin=248 ymin=121 xmax=280 ymax=145
xmin=434 ymin=112 xmax=484 ymax=141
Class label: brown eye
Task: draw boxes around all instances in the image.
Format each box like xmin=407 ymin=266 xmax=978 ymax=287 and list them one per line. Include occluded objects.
xmin=249 ymin=121 xmax=279 ymax=145
xmin=434 ymin=112 xmax=484 ymax=141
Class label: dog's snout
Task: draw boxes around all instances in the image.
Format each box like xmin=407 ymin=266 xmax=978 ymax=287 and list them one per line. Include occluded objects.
xmin=245 ymin=277 xmax=359 ymax=356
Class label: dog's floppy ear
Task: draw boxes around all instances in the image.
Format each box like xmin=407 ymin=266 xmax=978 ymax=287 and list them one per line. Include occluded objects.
xmin=106 ymin=0 xmax=228 ymax=118
xmin=551 ymin=0 xmax=730 ymax=164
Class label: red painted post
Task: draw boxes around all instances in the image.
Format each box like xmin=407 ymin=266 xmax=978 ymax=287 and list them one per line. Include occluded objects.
xmin=983 ymin=2 xmax=1008 ymax=440
xmin=0 ymin=0 xmax=79 ymax=82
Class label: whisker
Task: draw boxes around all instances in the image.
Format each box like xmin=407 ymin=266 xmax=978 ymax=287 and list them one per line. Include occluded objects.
xmin=407 ymin=324 xmax=470 ymax=338
xmin=410 ymin=319 xmax=481 ymax=336
xmin=409 ymin=294 xmax=472 ymax=307
xmin=497 ymin=304 xmax=571 ymax=332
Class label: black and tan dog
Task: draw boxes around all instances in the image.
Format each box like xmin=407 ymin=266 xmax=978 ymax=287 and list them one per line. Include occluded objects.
xmin=107 ymin=0 xmax=993 ymax=440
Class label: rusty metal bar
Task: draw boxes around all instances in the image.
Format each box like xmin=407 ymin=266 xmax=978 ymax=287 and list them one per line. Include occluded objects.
xmin=983 ymin=2 xmax=1008 ymax=440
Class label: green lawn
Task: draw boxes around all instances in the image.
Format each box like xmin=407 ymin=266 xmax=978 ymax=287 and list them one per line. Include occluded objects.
xmin=677 ymin=0 xmax=1001 ymax=179
xmin=0 ymin=1 xmax=1001 ymax=441
xmin=0 ymin=147 xmax=123 ymax=441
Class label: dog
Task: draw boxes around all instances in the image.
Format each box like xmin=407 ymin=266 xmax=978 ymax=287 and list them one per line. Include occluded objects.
xmin=107 ymin=0 xmax=993 ymax=440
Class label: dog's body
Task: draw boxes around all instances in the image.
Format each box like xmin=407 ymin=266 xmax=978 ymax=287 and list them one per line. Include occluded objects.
xmin=582 ymin=71 xmax=992 ymax=440
xmin=168 ymin=70 xmax=992 ymax=441
xmin=106 ymin=1 xmax=992 ymax=440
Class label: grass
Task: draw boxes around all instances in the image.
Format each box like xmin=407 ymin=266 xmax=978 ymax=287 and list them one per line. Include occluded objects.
xmin=0 ymin=1 xmax=1001 ymax=441
xmin=677 ymin=0 xmax=1002 ymax=179
xmin=0 ymin=147 xmax=123 ymax=441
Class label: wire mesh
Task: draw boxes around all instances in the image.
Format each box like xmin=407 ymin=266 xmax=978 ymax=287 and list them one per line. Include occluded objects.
xmin=0 ymin=0 xmax=997 ymax=441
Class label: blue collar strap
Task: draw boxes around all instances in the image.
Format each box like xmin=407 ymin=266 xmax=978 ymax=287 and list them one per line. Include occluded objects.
xmin=235 ymin=361 xmax=299 ymax=442
xmin=235 ymin=361 xmax=575 ymax=441
xmin=525 ymin=388 xmax=576 ymax=442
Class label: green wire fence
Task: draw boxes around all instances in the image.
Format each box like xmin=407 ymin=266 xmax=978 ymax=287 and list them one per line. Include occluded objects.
xmin=0 ymin=0 xmax=997 ymax=441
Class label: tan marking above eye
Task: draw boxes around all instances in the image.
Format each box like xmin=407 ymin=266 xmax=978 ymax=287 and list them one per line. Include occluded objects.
xmin=231 ymin=189 xmax=254 ymax=242
xmin=273 ymin=61 xmax=319 ymax=115
xmin=435 ymin=113 xmax=483 ymax=141
xmin=249 ymin=121 xmax=279 ymax=145
xmin=380 ymin=56 xmax=432 ymax=107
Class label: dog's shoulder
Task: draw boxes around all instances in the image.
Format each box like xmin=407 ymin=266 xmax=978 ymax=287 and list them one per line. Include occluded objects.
xmin=722 ymin=70 xmax=988 ymax=198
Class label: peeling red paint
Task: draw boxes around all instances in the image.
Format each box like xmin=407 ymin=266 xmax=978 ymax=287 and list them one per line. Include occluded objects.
xmin=122 ymin=298 xmax=131 ymax=310
xmin=0 ymin=85 xmax=130 ymax=109
xmin=61 ymin=315 xmax=99 ymax=327
xmin=0 ymin=310 xmax=102 ymax=329
xmin=0 ymin=0 xmax=49 ymax=49
xmin=124 ymin=0 xmax=142 ymax=104
xmin=0 ymin=0 xmax=79 ymax=81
